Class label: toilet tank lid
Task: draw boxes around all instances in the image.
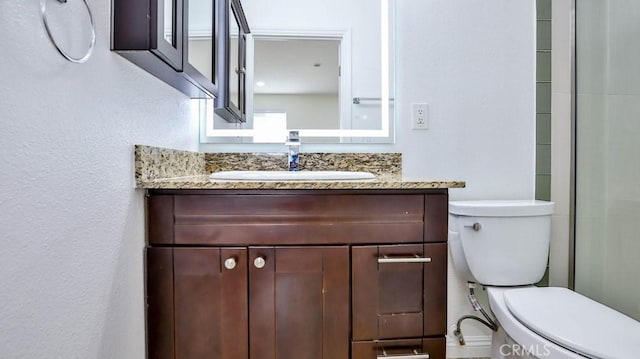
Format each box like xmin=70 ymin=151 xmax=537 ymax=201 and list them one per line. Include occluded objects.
xmin=449 ymin=200 xmax=554 ymax=217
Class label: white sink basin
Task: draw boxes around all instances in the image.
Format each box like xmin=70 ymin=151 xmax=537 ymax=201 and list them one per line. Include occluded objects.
xmin=209 ymin=170 xmax=376 ymax=181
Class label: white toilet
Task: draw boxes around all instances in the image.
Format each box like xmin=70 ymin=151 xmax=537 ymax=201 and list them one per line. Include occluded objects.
xmin=448 ymin=200 xmax=640 ymax=359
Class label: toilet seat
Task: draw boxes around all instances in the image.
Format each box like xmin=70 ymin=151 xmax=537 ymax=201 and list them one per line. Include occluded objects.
xmin=503 ymin=287 xmax=640 ymax=359
xmin=488 ymin=286 xmax=640 ymax=359
xmin=487 ymin=287 xmax=584 ymax=359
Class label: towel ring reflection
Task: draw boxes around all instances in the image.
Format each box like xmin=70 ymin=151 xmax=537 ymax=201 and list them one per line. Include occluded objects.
xmin=40 ymin=0 xmax=96 ymax=64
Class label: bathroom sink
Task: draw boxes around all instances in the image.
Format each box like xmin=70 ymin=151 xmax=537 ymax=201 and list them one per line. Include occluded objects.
xmin=209 ymin=170 xmax=376 ymax=181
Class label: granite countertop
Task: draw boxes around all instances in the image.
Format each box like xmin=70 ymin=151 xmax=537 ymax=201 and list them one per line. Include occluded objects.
xmin=139 ymin=174 xmax=465 ymax=190
xmin=135 ymin=145 xmax=466 ymax=190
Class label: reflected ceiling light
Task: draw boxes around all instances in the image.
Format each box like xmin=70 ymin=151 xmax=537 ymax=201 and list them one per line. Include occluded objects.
xmin=256 ymin=81 xmax=266 ymax=87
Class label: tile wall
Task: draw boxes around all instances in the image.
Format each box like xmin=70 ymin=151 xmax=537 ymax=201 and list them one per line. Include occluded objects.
xmin=536 ymin=0 xmax=552 ymax=287
xmin=536 ymin=0 xmax=552 ymax=201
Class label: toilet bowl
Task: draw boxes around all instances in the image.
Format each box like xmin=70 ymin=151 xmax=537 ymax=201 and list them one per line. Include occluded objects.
xmin=449 ymin=200 xmax=640 ymax=359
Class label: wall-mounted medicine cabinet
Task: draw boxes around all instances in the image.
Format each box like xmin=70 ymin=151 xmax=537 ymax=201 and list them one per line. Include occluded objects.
xmin=111 ymin=0 xmax=225 ymax=98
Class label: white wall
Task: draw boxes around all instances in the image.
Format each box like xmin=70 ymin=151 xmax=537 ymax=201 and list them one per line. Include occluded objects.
xmin=395 ymin=0 xmax=535 ymax=199
xmin=0 ymin=1 xmax=197 ymax=358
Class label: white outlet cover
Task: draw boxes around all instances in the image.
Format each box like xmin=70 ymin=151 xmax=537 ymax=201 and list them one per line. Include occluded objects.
xmin=411 ymin=103 xmax=429 ymax=130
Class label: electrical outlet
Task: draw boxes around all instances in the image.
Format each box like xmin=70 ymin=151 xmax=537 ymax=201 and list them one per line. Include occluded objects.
xmin=412 ymin=103 xmax=429 ymax=130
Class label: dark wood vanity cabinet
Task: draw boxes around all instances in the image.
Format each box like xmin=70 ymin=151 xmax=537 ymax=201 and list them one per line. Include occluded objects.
xmin=145 ymin=190 xmax=448 ymax=359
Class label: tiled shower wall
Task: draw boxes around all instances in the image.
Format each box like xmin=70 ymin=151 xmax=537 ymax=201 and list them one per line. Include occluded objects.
xmin=536 ymin=0 xmax=552 ymax=200
xmin=536 ymin=0 xmax=552 ymax=287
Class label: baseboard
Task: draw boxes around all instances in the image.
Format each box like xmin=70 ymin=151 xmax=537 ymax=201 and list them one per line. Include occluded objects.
xmin=446 ymin=335 xmax=492 ymax=358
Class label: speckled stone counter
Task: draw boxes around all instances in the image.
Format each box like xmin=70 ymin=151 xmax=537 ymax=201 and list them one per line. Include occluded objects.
xmin=135 ymin=145 xmax=466 ymax=190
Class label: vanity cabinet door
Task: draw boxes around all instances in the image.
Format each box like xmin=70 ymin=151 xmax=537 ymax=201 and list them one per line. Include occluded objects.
xmin=112 ymin=0 xmax=184 ymax=69
xmin=249 ymin=246 xmax=350 ymax=359
xmin=146 ymin=247 xmax=249 ymax=359
xmin=352 ymin=243 xmax=447 ymax=341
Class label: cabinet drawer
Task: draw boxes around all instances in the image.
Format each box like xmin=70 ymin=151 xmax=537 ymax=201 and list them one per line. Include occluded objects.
xmin=170 ymin=194 xmax=425 ymax=245
xmin=352 ymin=243 xmax=447 ymax=340
xmin=352 ymin=337 xmax=445 ymax=359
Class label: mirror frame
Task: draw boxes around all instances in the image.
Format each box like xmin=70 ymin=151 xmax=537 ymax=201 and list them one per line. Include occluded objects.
xmin=215 ymin=0 xmax=250 ymax=123
xmin=201 ymin=0 xmax=394 ymax=143
xmin=183 ymin=0 xmax=219 ymax=96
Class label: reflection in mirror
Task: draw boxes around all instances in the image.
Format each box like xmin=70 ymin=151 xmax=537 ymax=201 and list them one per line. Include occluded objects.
xmin=187 ymin=0 xmax=214 ymax=82
xmin=163 ymin=0 xmax=174 ymax=44
xmin=199 ymin=0 xmax=395 ymax=144
xmin=253 ymin=38 xmax=340 ymax=131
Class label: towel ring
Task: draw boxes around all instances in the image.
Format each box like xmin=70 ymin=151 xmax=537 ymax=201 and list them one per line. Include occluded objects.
xmin=40 ymin=0 xmax=96 ymax=64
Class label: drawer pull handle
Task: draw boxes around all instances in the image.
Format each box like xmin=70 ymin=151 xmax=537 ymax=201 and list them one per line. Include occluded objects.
xmin=378 ymin=349 xmax=429 ymax=359
xmin=378 ymin=255 xmax=432 ymax=264
xmin=254 ymin=256 xmax=266 ymax=269
xmin=224 ymin=257 xmax=237 ymax=270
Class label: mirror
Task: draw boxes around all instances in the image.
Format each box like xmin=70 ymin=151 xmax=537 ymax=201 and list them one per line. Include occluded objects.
xmin=185 ymin=0 xmax=217 ymax=95
xmin=199 ymin=0 xmax=395 ymax=143
xmin=163 ymin=0 xmax=174 ymax=44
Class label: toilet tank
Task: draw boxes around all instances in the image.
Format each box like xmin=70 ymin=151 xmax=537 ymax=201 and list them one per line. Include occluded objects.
xmin=448 ymin=200 xmax=554 ymax=286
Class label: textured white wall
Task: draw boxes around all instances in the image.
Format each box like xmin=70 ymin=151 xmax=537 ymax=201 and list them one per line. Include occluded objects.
xmin=0 ymin=1 xmax=197 ymax=358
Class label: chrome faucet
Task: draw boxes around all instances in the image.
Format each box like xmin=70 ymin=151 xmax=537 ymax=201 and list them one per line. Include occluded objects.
xmin=285 ymin=130 xmax=300 ymax=171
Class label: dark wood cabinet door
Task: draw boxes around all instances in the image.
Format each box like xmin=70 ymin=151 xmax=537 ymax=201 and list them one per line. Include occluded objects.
xmin=147 ymin=248 xmax=175 ymax=359
xmin=174 ymin=247 xmax=248 ymax=359
xmin=351 ymin=338 xmax=445 ymax=359
xmin=249 ymin=246 xmax=350 ymax=359
xmin=352 ymin=243 xmax=447 ymax=341
xmin=112 ymin=0 xmax=184 ymax=70
xmin=147 ymin=247 xmax=248 ymax=359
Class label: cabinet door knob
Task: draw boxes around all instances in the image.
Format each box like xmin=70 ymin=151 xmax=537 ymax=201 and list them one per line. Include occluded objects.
xmin=224 ymin=257 xmax=237 ymax=270
xmin=253 ymin=256 xmax=266 ymax=269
